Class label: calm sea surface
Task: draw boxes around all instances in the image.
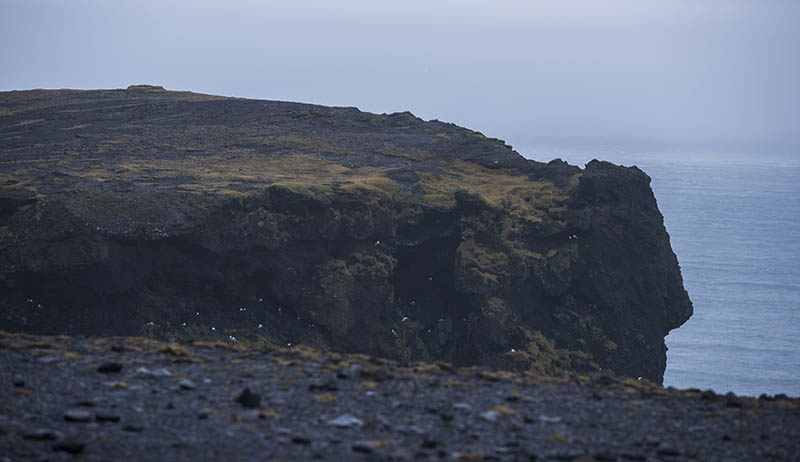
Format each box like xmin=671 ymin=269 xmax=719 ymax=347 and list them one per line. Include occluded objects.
xmin=520 ymin=146 xmax=800 ymax=397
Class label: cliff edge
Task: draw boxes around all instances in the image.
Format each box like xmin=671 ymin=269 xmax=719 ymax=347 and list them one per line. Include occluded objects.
xmin=0 ymin=86 xmax=692 ymax=383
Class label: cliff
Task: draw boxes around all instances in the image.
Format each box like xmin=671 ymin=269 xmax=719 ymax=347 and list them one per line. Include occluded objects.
xmin=0 ymin=86 xmax=692 ymax=383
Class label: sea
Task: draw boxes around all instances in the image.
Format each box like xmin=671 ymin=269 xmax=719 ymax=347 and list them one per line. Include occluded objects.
xmin=520 ymin=145 xmax=800 ymax=397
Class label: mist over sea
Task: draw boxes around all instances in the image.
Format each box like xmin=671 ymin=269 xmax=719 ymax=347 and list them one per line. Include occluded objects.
xmin=521 ymin=146 xmax=800 ymax=397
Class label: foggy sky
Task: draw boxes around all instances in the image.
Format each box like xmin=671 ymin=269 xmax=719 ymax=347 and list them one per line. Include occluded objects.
xmin=1 ymin=0 xmax=798 ymax=153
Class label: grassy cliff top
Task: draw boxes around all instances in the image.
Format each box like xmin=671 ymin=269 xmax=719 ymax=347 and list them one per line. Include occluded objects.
xmin=0 ymin=86 xmax=581 ymax=218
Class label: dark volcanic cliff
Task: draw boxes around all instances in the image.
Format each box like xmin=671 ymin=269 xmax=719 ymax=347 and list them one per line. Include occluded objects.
xmin=0 ymin=86 xmax=692 ymax=383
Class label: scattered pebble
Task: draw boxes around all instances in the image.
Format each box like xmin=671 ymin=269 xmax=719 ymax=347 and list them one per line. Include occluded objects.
xmin=291 ymin=436 xmax=312 ymax=445
xmin=656 ymin=446 xmax=681 ymax=457
xmin=179 ymin=379 xmax=196 ymax=390
xmin=52 ymin=439 xmax=85 ymax=454
xmin=23 ymin=429 xmax=62 ymax=441
xmin=64 ymin=410 xmax=92 ymax=423
xmin=548 ymin=449 xmax=584 ymax=461
xmin=309 ymin=376 xmax=339 ymax=392
xmin=136 ymin=367 xmax=172 ymax=378
xmin=725 ymin=394 xmax=743 ymax=408
xmin=327 ymin=414 xmax=363 ymax=428
xmin=337 ymin=364 xmax=363 ymax=380
xmin=620 ymin=453 xmax=646 ymax=461
xmin=700 ymin=390 xmax=719 ymax=401
xmin=352 ymin=440 xmax=383 ymax=453
xmin=97 ymin=362 xmax=123 ymax=373
xmin=95 ymin=413 xmax=121 ymax=423
xmin=594 ymin=451 xmax=618 ymax=461
xmin=235 ymin=388 xmax=261 ymax=408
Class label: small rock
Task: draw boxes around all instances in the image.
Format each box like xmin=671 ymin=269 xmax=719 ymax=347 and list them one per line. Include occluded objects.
xmin=352 ymin=441 xmax=385 ymax=453
xmin=644 ymin=436 xmax=660 ymax=447
xmin=480 ymin=410 xmax=500 ymax=422
xmin=12 ymin=375 xmax=24 ymax=387
xmin=110 ymin=344 xmax=126 ymax=353
xmin=656 ymin=446 xmax=681 ymax=457
xmin=620 ymin=453 xmax=646 ymax=461
xmin=700 ymin=390 xmax=718 ymax=401
xmin=23 ymin=429 xmax=62 ymax=441
xmin=725 ymin=395 xmax=743 ymax=408
xmin=309 ymin=376 xmax=339 ymax=392
xmin=235 ymin=388 xmax=261 ymax=408
xmin=594 ymin=451 xmax=618 ymax=461
xmin=548 ymin=449 xmax=584 ymax=461
xmin=97 ymin=362 xmax=123 ymax=373
xmin=375 ymin=368 xmax=394 ymax=382
xmin=453 ymin=402 xmax=472 ymax=411
xmin=538 ymin=414 xmax=563 ymax=423
xmin=64 ymin=410 xmax=92 ymax=422
xmin=53 ymin=439 xmax=85 ymax=454
xmin=95 ymin=413 xmax=120 ymax=423
xmin=291 ymin=436 xmax=312 ymax=445
xmin=136 ymin=366 xmax=172 ymax=378
xmin=179 ymin=379 xmax=196 ymax=390
xmin=327 ymin=414 xmax=363 ymax=428
xmin=337 ymin=364 xmax=363 ymax=379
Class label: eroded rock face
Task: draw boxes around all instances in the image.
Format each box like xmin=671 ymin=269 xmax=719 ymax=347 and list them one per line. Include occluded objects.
xmin=0 ymin=87 xmax=692 ymax=382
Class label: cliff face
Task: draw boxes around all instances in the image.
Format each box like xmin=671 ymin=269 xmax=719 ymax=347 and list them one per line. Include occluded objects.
xmin=0 ymin=86 xmax=692 ymax=383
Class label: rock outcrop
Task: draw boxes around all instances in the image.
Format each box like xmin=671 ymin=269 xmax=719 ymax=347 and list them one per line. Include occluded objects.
xmin=0 ymin=87 xmax=692 ymax=383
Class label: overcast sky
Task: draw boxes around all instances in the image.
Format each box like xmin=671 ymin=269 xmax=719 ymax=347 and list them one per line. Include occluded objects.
xmin=1 ymin=0 xmax=798 ymax=155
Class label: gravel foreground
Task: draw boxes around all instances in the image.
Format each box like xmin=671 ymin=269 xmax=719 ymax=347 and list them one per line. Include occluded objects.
xmin=1 ymin=332 xmax=798 ymax=461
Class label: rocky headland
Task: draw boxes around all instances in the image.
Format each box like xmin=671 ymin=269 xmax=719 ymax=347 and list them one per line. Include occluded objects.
xmin=1 ymin=86 xmax=691 ymax=383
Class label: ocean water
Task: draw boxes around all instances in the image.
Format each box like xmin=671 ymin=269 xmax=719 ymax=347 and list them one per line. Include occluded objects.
xmin=520 ymin=146 xmax=800 ymax=397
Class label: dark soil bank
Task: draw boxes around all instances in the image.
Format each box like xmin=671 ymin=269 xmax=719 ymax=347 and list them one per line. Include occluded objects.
xmin=1 ymin=87 xmax=691 ymax=383
xmin=2 ymin=333 xmax=799 ymax=461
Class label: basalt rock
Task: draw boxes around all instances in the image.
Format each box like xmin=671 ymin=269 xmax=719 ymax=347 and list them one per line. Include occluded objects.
xmin=0 ymin=87 xmax=692 ymax=383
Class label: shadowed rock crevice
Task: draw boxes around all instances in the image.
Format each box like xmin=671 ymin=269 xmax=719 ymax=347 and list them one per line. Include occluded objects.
xmin=391 ymin=234 xmax=476 ymax=364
